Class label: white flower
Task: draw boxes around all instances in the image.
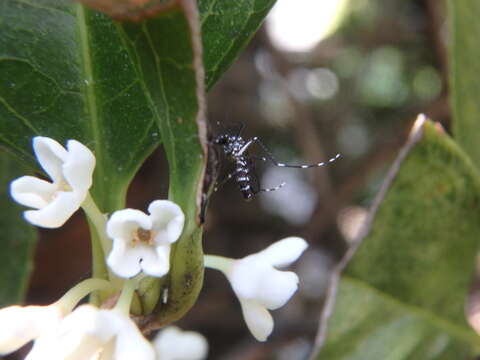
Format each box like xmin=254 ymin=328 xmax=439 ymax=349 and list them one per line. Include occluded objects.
xmin=0 ymin=304 xmax=65 ymax=356
xmin=10 ymin=136 xmax=95 ymax=228
xmin=205 ymin=237 xmax=308 ymax=341
xmin=106 ymin=200 xmax=185 ymax=278
xmin=153 ymin=326 xmax=208 ymax=360
xmin=26 ymin=304 xmax=155 ymax=360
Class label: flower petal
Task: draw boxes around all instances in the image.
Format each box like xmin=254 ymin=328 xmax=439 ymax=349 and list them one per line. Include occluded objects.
xmin=153 ymin=326 xmax=208 ymax=360
xmin=25 ymin=333 xmax=61 ymax=360
xmin=148 ymin=200 xmax=184 ymax=244
xmin=32 ymin=137 xmax=67 ymax=183
xmin=0 ymin=305 xmax=63 ymax=355
xmin=62 ymin=140 xmax=96 ymax=192
xmin=56 ymin=306 xmax=118 ymax=360
xmin=46 ymin=305 xmax=118 ymax=360
xmin=228 ymin=257 xmax=265 ymax=300
xmin=106 ymin=209 xmax=152 ymax=240
xmin=112 ymin=310 xmax=156 ymax=360
xmin=230 ymin=260 xmax=299 ymax=310
xmin=256 ymin=237 xmax=308 ymax=267
xmin=10 ymin=176 xmax=57 ymax=209
xmin=107 ymin=243 xmax=148 ymax=278
xmin=28 ymin=305 xmax=155 ymax=360
xmin=24 ymin=190 xmax=85 ymax=228
xmin=140 ymin=244 xmax=171 ymax=277
xmin=238 ymin=299 xmax=273 ymax=342
xmin=254 ymin=269 xmax=299 ymax=310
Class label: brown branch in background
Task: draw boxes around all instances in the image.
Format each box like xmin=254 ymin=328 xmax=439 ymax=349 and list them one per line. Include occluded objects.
xmin=425 ymin=0 xmax=448 ymax=81
xmin=424 ymin=0 xmax=451 ymax=131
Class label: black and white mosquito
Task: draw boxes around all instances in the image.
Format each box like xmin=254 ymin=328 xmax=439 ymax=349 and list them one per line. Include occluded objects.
xmin=212 ymin=128 xmax=340 ymax=201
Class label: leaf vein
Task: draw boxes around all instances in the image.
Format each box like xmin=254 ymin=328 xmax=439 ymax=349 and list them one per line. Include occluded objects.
xmin=0 ymin=96 xmax=40 ymax=135
xmin=75 ymin=4 xmax=105 ymax=194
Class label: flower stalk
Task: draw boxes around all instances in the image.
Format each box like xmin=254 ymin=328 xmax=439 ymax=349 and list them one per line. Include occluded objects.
xmin=204 ymin=255 xmax=232 ymax=274
xmin=57 ymin=278 xmax=113 ymax=313
xmin=114 ymin=279 xmax=137 ymax=315
xmin=82 ymin=192 xmax=111 ymax=255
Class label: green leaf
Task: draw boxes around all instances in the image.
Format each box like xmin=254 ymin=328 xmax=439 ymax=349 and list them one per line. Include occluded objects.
xmin=313 ymin=118 xmax=480 ymax=359
xmin=118 ymin=2 xmax=207 ymax=323
xmin=199 ymin=0 xmax=276 ymax=90
xmin=449 ymin=0 xmax=480 ymax=166
xmin=0 ymin=153 xmax=36 ymax=306
xmin=0 ymin=0 xmax=160 ymax=212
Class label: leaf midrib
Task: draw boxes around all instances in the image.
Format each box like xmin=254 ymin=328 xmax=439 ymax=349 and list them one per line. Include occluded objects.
xmin=75 ymin=4 xmax=105 ymax=198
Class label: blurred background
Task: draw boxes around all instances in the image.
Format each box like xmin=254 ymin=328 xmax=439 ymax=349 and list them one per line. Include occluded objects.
xmin=21 ymin=0 xmax=448 ymax=359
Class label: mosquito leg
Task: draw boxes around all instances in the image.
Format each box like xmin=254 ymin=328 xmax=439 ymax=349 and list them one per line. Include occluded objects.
xmin=214 ymin=173 xmax=234 ymax=192
xmin=258 ymin=181 xmax=286 ymax=193
xmin=248 ymin=137 xmax=341 ymax=169
xmin=251 ymin=155 xmax=268 ymax=162
xmin=236 ymin=121 xmax=246 ymax=137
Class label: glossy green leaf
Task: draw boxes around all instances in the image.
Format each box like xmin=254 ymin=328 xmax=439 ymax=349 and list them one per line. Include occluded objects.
xmin=449 ymin=0 xmax=480 ymax=166
xmin=313 ymin=119 xmax=480 ymax=359
xmin=117 ymin=2 xmax=207 ymax=323
xmin=199 ymin=0 xmax=276 ymax=90
xmin=0 ymin=153 xmax=36 ymax=306
xmin=0 ymin=0 xmax=159 ymax=212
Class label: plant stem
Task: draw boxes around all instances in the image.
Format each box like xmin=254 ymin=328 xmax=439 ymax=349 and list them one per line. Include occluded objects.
xmin=57 ymin=278 xmax=113 ymax=312
xmin=203 ymin=254 xmax=233 ymax=274
xmin=114 ymin=279 xmax=137 ymax=315
xmin=82 ymin=192 xmax=111 ymax=256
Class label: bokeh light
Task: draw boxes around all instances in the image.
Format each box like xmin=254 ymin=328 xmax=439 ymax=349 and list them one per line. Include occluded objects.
xmin=266 ymin=0 xmax=351 ymax=52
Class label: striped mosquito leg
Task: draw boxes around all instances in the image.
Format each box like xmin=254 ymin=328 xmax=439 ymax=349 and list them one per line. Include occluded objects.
xmin=259 ymin=181 xmax=286 ymax=193
xmin=276 ymin=153 xmax=341 ymax=169
xmin=214 ymin=173 xmax=233 ymax=192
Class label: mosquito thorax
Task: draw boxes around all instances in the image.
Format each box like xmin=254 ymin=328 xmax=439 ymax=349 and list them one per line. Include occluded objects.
xmin=214 ymin=135 xmax=245 ymax=157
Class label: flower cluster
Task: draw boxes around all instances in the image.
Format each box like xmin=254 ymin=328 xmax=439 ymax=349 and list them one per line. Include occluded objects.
xmin=3 ymin=136 xmax=309 ymax=359
xmin=0 ymin=302 xmax=208 ymax=360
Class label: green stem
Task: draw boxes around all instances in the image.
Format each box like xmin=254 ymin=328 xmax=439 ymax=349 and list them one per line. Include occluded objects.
xmin=114 ymin=279 xmax=137 ymax=315
xmin=204 ymin=254 xmax=233 ymax=274
xmin=82 ymin=192 xmax=111 ymax=256
xmin=57 ymin=278 xmax=113 ymax=313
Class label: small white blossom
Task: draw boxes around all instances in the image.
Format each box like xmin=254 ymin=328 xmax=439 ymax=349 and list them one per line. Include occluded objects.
xmin=0 ymin=304 xmax=65 ymax=356
xmin=153 ymin=326 xmax=208 ymax=360
xmin=106 ymin=200 xmax=185 ymax=278
xmin=26 ymin=304 xmax=155 ymax=360
xmin=205 ymin=237 xmax=308 ymax=341
xmin=10 ymin=136 xmax=95 ymax=228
